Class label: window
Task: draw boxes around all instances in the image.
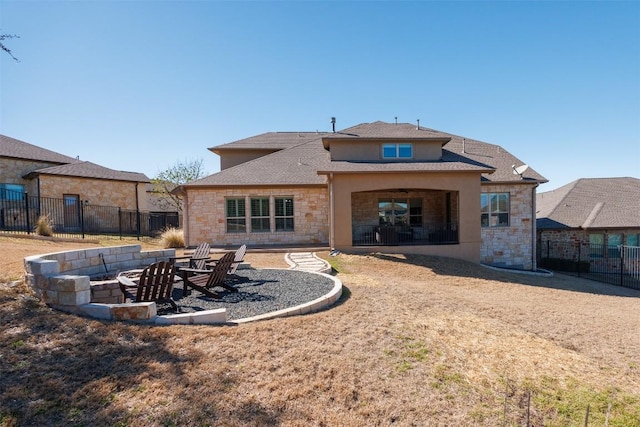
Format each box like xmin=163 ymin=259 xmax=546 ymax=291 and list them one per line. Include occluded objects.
xmin=608 ymin=233 xmax=623 ymax=258
xmin=226 ymin=198 xmax=246 ymax=233
xmin=589 ymin=233 xmax=605 ymax=257
xmin=627 ymin=234 xmax=639 ymax=247
xmin=409 ymin=198 xmax=422 ymax=226
xmin=275 ymin=197 xmax=294 ymax=231
xmin=251 ymin=198 xmax=270 ymax=232
xmin=0 ymin=183 xmax=24 ymax=200
xmin=379 ymin=199 xmax=410 ymax=226
xmin=480 ymin=193 xmax=509 ymax=227
xmin=382 ymin=143 xmax=413 ymax=159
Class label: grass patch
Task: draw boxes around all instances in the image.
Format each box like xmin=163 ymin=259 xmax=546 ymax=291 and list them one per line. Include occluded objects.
xmin=1 ymin=240 xmax=639 ymax=426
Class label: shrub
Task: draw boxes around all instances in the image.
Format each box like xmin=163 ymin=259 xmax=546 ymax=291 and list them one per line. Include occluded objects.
xmin=35 ymin=215 xmax=54 ymax=237
xmin=159 ymin=226 xmax=185 ymax=248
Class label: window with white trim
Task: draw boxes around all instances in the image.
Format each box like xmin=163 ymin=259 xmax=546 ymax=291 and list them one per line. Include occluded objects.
xmin=480 ymin=193 xmax=509 ymax=227
xmin=382 ymin=143 xmax=413 ymax=159
xmin=250 ymin=197 xmax=270 ymax=232
xmin=275 ymin=197 xmax=294 ymax=231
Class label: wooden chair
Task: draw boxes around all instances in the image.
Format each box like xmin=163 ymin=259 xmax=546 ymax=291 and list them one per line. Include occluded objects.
xmin=170 ymin=242 xmax=212 ymax=270
xmin=179 ymin=251 xmax=237 ymax=299
xmin=228 ymin=244 xmax=247 ymax=275
xmin=118 ymin=261 xmax=178 ymax=311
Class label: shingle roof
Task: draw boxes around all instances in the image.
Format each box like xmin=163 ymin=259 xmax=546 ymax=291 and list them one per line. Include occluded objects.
xmin=536 ymin=177 xmax=640 ymax=229
xmin=0 ymin=134 xmax=79 ymax=164
xmin=185 ymin=121 xmax=546 ymax=188
xmin=189 ymin=137 xmax=329 ymax=187
xmin=26 ymin=161 xmax=150 ymax=183
xmin=323 ymin=121 xmax=451 ymax=142
xmin=210 ymin=132 xmax=326 ymax=152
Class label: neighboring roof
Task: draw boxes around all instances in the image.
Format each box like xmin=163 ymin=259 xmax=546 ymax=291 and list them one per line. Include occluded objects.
xmin=184 ymin=121 xmax=546 ymax=188
xmin=0 ymin=134 xmax=79 ymax=164
xmin=536 ymin=177 xmax=640 ymax=229
xmin=25 ymin=161 xmax=150 ymax=183
xmin=209 ymin=132 xmax=326 ymax=153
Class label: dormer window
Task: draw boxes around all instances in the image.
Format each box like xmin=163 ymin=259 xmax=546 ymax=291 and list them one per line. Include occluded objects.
xmin=382 ymin=143 xmax=413 ymax=159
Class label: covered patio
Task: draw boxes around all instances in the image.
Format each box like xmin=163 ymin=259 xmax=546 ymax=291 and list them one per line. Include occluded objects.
xmin=351 ymin=189 xmax=459 ymax=246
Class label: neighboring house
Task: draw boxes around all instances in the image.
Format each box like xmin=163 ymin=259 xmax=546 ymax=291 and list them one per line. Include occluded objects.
xmin=176 ymin=120 xmax=547 ymax=270
xmin=1 ymin=134 xmax=150 ymax=231
xmin=536 ymin=177 xmax=640 ymax=251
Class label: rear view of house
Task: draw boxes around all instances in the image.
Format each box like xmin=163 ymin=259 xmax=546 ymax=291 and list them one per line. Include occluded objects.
xmin=177 ymin=120 xmax=547 ymax=270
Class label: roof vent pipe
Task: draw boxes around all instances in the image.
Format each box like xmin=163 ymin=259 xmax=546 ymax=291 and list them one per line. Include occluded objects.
xmin=394 ymin=116 xmax=398 ymax=124
xmin=462 ymin=138 xmax=466 ymax=153
xmin=331 ymin=117 xmax=336 ymax=133
xmin=416 ymin=119 xmax=420 ymax=130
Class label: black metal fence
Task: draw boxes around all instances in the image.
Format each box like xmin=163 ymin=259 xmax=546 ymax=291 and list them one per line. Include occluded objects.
xmin=0 ymin=190 xmax=180 ymax=240
xmin=539 ymin=240 xmax=640 ymax=290
xmin=352 ymin=222 xmax=459 ymax=246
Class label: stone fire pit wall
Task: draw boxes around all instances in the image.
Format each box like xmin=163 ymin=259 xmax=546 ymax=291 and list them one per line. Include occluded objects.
xmin=24 ymin=245 xmax=175 ymax=313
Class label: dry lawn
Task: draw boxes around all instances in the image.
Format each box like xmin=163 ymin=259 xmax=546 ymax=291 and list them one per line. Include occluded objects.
xmin=1 ymin=235 xmax=639 ymax=426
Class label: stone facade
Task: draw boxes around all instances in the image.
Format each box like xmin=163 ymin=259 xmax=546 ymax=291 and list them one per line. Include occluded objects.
xmin=0 ymin=157 xmax=60 ymax=195
xmin=480 ymin=183 xmax=537 ymax=270
xmin=184 ymin=187 xmax=329 ymax=247
xmin=38 ymin=175 xmax=147 ymax=211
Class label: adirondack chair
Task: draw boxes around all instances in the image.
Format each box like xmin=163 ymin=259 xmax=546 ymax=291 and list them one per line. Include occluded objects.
xmin=228 ymin=244 xmax=247 ymax=275
xmin=118 ymin=260 xmax=178 ymax=311
xmin=170 ymin=242 xmax=212 ymax=270
xmin=179 ymin=251 xmax=237 ymax=299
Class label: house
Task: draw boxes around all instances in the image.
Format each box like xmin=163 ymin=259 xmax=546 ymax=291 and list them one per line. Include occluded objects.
xmin=1 ymin=133 xmax=150 ymax=231
xmin=536 ymin=177 xmax=640 ymax=249
xmin=177 ymin=120 xmax=547 ymax=270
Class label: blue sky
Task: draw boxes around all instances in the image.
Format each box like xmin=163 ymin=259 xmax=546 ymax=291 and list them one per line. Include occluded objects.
xmin=1 ymin=1 xmax=638 ymax=192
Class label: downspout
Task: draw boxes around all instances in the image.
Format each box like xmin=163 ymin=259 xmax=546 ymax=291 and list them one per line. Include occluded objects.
xmin=134 ymin=182 xmax=140 ymax=211
xmin=329 ymin=173 xmax=335 ymax=249
xmin=531 ymin=183 xmax=539 ymax=271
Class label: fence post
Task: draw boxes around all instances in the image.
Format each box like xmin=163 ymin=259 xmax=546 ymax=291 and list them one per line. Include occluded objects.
xmin=80 ymin=201 xmax=86 ymax=239
xmin=620 ymin=246 xmax=625 ymax=287
xmin=136 ymin=209 xmax=141 ymax=241
xmin=577 ymin=242 xmax=582 ymax=278
xmin=118 ymin=207 xmax=122 ymax=239
xmin=24 ymin=192 xmax=31 ymax=234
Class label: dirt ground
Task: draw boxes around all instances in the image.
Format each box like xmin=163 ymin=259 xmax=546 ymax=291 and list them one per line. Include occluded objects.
xmin=1 ymin=234 xmax=639 ymax=426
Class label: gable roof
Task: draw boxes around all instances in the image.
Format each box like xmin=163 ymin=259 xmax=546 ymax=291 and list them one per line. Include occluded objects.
xmin=0 ymin=134 xmax=79 ymax=164
xmin=536 ymin=177 xmax=640 ymax=229
xmin=184 ymin=121 xmax=546 ymax=188
xmin=25 ymin=161 xmax=150 ymax=183
xmin=210 ymin=132 xmax=326 ymax=153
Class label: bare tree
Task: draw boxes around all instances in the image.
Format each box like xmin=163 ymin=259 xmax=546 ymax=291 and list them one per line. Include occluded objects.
xmin=0 ymin=33 xmax=20 ymax=62
xmin=151 ymin=158 xmax=206 ymax=212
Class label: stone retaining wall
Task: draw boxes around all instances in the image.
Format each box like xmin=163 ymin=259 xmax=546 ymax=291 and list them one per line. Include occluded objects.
xmin=24 ymin=245 xmax=176 ymax=318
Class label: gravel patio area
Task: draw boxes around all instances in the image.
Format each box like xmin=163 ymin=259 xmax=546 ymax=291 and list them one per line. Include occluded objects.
xmin=162 ymin=268 xmax=336 ymax=320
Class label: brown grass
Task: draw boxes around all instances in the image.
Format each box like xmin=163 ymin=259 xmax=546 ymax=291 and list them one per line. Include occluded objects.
xmin=1 ymin=236 xmax=639 ymax=426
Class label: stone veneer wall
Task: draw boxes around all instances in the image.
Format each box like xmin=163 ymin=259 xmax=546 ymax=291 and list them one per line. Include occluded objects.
xmin=0 ymin=158 xmax=60 ymax=196
xmin=39 ymin=175 xmax=147 ymax=211
xmin=480 ymin=184 xmax=537 ymax=270
xmin=185 ymin=187 xmax=329 ymax=247
xmin=24 ymin=245 xmax=175 ymax=311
